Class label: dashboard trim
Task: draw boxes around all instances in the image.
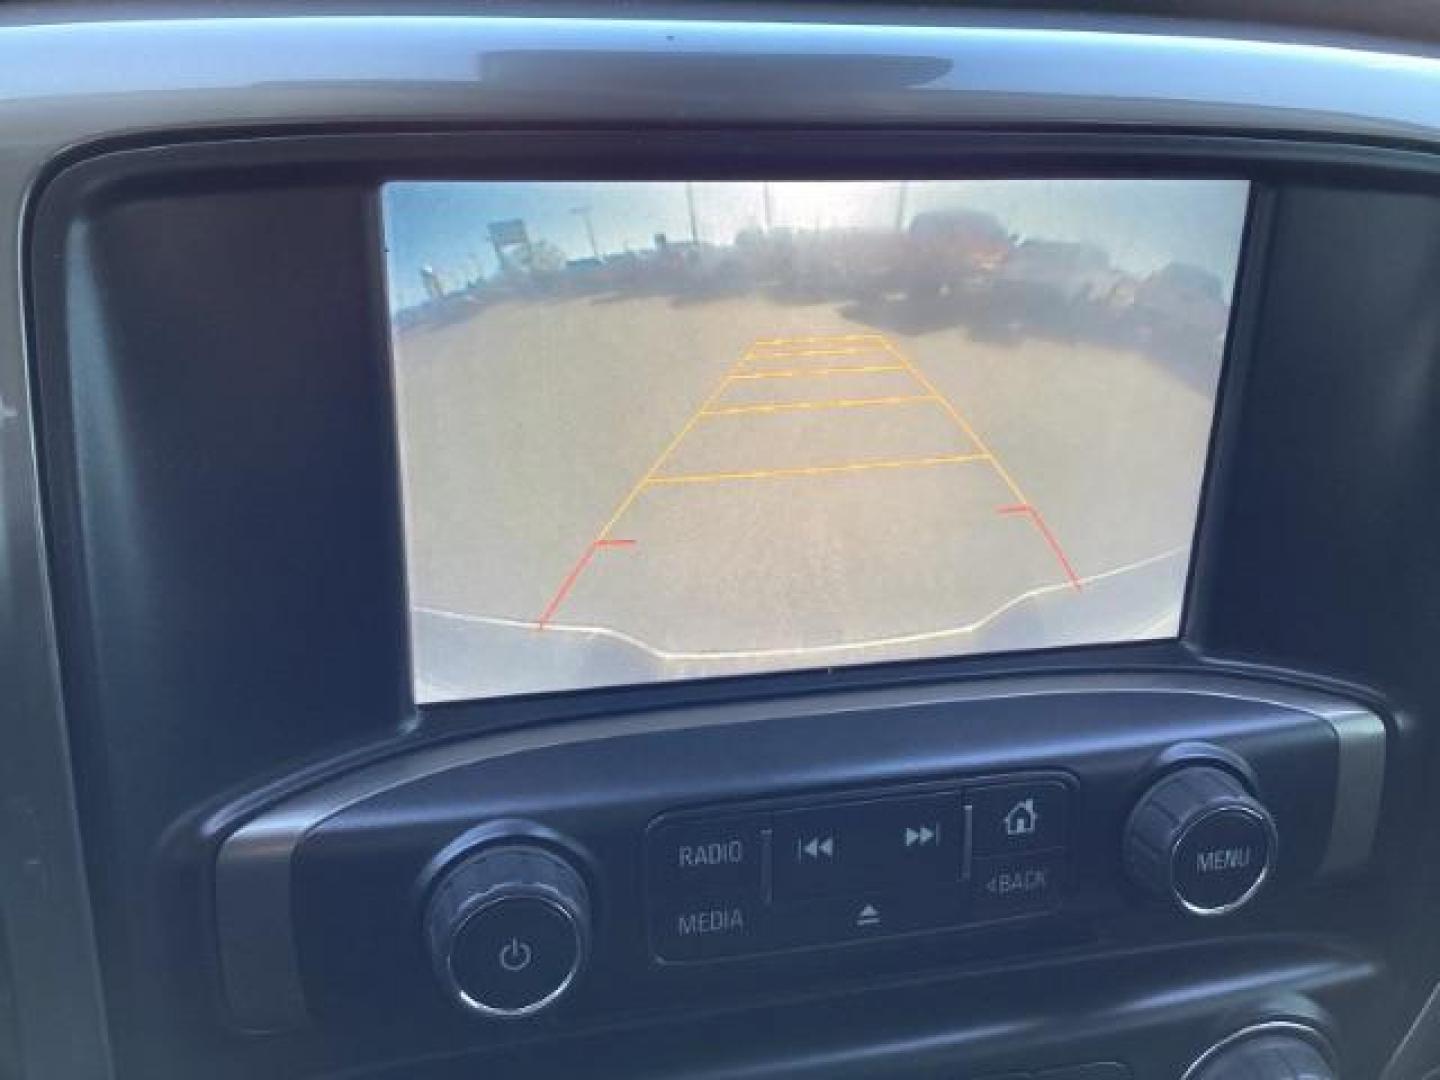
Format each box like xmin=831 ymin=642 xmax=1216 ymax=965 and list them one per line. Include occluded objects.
xmin=1320 ymin=705 xmax=1389 ymax=876
xmin=215 ymin=673 xmax=1384 ymax=1032
xmin=4 ymin=16 xmax=1440 ymax=147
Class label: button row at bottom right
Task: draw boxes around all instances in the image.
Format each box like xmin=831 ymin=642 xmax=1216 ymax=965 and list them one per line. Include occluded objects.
xmin=653 ymin=849 xmax=1068 ymax=961
xmin=970 ymin=850 xmax=1067 ymax=920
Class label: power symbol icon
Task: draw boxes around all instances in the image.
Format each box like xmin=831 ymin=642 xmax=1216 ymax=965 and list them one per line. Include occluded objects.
xmin=498 ymin=937 xmax=533 ymax=973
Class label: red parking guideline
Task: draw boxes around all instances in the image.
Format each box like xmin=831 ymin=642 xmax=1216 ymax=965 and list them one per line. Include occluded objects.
xmin=997 ymin=505 xmax=1082 ymax=591
xmin=536 ymin=539 xmax=638 ymax=630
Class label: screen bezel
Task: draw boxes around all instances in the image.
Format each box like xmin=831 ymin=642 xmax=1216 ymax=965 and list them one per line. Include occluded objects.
xmin=46 ymin=125 xmax=1398 ymax=742
xmin=361 ymin=137 xmax=1263 ymax=711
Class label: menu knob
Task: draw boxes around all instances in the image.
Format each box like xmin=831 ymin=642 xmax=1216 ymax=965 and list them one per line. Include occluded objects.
xmin=1125 ymin=765 xmax=1277 ymax=916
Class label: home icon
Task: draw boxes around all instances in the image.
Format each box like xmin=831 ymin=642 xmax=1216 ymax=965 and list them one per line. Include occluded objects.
xmin=1002 ymin=798 xmax=1040 ymax=838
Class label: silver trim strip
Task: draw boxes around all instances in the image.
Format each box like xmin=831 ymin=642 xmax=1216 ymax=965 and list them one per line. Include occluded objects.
xmin=1320 ymin=705 xmax=1388 ymax=876
xmin=4 ymin=17 xmax=1440 ymax=147
xmin=214 ymin=673 xmax=1385 ymax=1032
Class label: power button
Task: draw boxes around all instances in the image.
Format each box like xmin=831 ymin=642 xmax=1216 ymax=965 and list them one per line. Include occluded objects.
xmin=499 ymin=937 xmax=533 ymax=972
xmin=424 ymin=845 xmax=590 ymax=1018
xmin=449 ymin=895 xmax=582 ymax=1016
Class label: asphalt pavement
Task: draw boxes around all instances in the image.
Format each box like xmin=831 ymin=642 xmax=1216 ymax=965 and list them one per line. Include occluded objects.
xmin=392 ymin=293 xmax=1218 ymax=700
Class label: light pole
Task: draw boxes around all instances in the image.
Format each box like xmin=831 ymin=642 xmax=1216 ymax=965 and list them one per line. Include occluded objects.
xmin=571 ymin=206 xmax=601 ymax=260
xmin=894 ymin=181 xmax=911 ymax=232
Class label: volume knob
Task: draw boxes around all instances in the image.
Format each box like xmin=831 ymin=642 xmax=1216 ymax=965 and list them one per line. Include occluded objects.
xmin=1125 ymin=765 xmax=1277 ymax=916
xmin=423 ymin=844 xmax=590 ymax=1018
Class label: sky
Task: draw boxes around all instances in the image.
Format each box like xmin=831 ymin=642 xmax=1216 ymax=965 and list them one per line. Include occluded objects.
xmin=381 ymin=178 xmax=1250 ymax=314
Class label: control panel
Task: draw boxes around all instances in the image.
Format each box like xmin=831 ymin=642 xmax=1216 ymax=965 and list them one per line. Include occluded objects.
xmin=212 ymin=674 xmax=1384 ymax=1053
xmin=647 ymin=775 xmax=1071 ymax=961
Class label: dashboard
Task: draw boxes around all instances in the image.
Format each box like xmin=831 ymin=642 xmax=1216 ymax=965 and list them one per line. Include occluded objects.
xmin=3 ymin=8 xmax=1440 ymax=1080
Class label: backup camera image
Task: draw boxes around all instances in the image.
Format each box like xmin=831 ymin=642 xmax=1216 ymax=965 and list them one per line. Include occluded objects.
xmin=383 ymin=179 xmax=1248 ymax=701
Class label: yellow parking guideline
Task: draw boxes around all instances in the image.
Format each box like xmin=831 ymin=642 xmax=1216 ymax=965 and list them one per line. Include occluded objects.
xmin=702 ymin=394 xmax=938 ymax=417
xmin=752 ymin=333 xmax=886 ymax=346
xmin=589 ymin=361 xmax=744 ymax=540
xmin=648 ymin=453 xmax=989 ymax=487
xmin=874 ymin=336 xmax=1032 ymax=508
xmin=742 ymin=346 xmax=884 ymax=362
xmin=729 ymin=364 xmax=906 ymax=381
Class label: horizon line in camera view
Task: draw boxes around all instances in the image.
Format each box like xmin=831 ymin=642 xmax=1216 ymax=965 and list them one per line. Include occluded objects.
xmin=383 ymin=178 xmax=1248 ymax=702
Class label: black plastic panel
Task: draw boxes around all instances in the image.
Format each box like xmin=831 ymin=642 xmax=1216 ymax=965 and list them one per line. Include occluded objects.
xmin=329 ymin=938 xmax=1378 ymax=1080
xmin=0 ymin=911 xmax=20 ymax=1080
xmin=1198 ymin=184 xmax=1440 ymax=699
xmin=276 ymin=680 xmax=1338 ymax=1050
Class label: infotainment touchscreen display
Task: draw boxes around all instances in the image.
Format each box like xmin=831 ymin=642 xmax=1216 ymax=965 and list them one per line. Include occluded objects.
xmin=382 ymin=179 xmax=1248 ymax=701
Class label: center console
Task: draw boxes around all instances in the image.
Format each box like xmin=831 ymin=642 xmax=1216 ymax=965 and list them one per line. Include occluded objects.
xmin=215 ymin=673 xmax=1383 ymax=1073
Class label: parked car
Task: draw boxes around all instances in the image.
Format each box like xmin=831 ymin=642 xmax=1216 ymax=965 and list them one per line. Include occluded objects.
xmin=903 ymin=208 xmax=1013 ymax=301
